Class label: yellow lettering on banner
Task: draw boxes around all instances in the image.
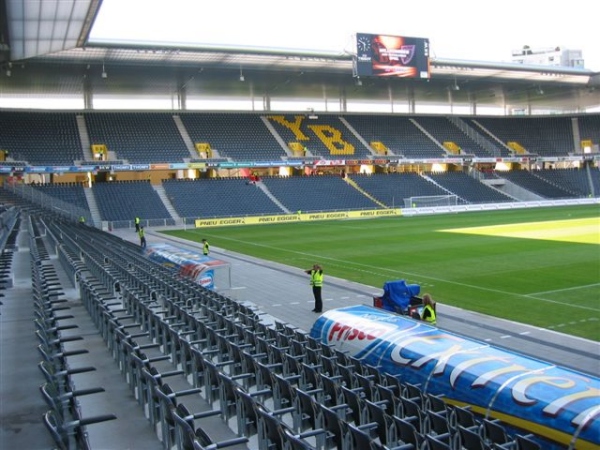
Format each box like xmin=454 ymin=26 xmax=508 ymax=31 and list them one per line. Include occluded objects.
xmin=195 ymin=217 xmax=248 ymax=228
xmin=307 ymin=125 xmax=355 ymax=155
xmin=267 ymin=115 xmax=309 ymax=141
xmin=195 ymin=210 xmax=400 ymax=228
xmin=347 ymin=209 xmax=401 ymax=219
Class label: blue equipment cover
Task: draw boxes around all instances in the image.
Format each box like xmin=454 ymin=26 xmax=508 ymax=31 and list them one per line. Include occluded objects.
xmin=380 ymin=279 xmax=420 ymax=313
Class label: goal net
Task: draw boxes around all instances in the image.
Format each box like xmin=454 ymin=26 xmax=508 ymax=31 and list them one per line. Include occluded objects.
xmin=404 ymin=194 xmax=459 ymax=208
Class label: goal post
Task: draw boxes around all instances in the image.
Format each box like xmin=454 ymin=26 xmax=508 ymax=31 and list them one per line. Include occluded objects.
xmin=404 ymin=194 xmax=459 ymax=208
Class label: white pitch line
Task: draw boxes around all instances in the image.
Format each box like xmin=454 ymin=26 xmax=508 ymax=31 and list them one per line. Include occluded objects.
xmin=185 ymin=233 xmax=600 ymax=312
xmin=526 ymin=282 xmax=600 ymax=296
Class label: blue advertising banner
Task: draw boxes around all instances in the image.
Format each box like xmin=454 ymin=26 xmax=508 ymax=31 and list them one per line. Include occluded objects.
xmin=311 ymin=305 xmax=600 ymax=450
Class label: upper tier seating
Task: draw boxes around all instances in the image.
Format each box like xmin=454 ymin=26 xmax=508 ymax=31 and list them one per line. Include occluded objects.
xmin=414 ymin=116 xmax=510 ymax=157
xmin=496 ymin=170 xmax=576 ymax=199
xmin=261 ymin=175 xmax=380 ymax=212
xmin=267 ymin=115 xmax=372 ymax=159
xmin=577 ymin=115 xmax=600 ymax=147
xmin=162 ymin=178 xmax=283 ymax=218
xmin=84 ymin=113 xmax=190 ymax=164
xmin=92 ymin=181 xmax=171 ymax=222
xmin=349 ymin=173 xmax=452 ymax=207
xmin=469 ymin=117 xmax=575 ymax=156
xmin=179 ymin=113 xmax=286 ymax=161
xmin=0 ymin=111 xmax=83 ymax=164
xmin=427 ymin=171 xmax=514 ymax=203
xmin=344 ymin=115 xmax=446 ymax=158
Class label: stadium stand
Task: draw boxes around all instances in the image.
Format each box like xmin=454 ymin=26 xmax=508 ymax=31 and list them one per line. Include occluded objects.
xmin=426 ymin=171 xmax=515 ymax=203
xmin=344 ymin=114 xmax=446 ymax=158
xmin=267 ymin=114 xmax=373 ymax=159
xmin=1 ymin=185 xmax=597 ymax=449
xmin=468 ymin=116 xmax=575 ymax=156
xmin=162 ymin=177 xmax=284 ymax=219
xmin=533 ymin=167 xmax=595 ymax=197
xmin=349 ymin=172 xmax=453 ymax=207
xmin=30 ymin=183 xmax=90 ymax=212
xmin=179 ymin=113 xmax=287 ymax=161
xmin=578 ymin=114 xmax=600 ymax=147
xmin=0 ymin=111 xmax=84 ymax=164
xmin=92 ymin=180 xmax=172 ymax=224
xmin=414 ymin=116 xmax=499 ymax=157
xmin=496 ymin=169 xmax=577 ymax=199
xmin=260 ymin=175 xmax=381 ymax=212
xmin=84 ymin=112 xmax=191 ymax=164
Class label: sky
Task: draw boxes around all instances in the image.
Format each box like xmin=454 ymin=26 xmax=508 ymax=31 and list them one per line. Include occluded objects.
xmin=90 ymin=0 xmax=599 ymax=71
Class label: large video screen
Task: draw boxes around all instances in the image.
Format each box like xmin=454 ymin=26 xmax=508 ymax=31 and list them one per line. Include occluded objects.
xmin=354 ymin=33 xmax=430 ymax=79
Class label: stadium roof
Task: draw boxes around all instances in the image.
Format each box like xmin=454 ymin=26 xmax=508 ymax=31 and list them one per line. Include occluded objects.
xmin=1 ymin=0 xmax=599 ymax=111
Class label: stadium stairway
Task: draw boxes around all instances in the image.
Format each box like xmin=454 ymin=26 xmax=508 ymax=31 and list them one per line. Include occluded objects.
xmin=172 ymin=115 xmax=199 ymax=159
xmin=255 ymin=182 xmax=290 ymax=214
xmin=83 ymin=188 xmax=103 ymax=225
xmin=152 ymin=183 xmax=182 ymax=221
xmin=343 ymin=176 xmax=387 ymax=208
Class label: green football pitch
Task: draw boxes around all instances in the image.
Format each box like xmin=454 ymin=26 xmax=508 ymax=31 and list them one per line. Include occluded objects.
xmin=162 ymin=205 xmax=600 ymax=341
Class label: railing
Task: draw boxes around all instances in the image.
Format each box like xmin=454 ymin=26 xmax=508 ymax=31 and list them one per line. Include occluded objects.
xmin=6 ymin=180 xmax=598 ymax=231
xmin=2 ymin=182 xmax=93 ymax=226
xmin=401 ymin=197 xmax=599 ymax=217
xmin=0 ymin=206 xmax=19 ymax=251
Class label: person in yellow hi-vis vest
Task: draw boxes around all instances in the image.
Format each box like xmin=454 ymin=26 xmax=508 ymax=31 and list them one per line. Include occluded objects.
xmin=138 ymin=226 xmax=146 ymax=249
xmin=421 ymin=293 xmax=437 ymax=325
xmin=305 ymin=264 xmax=324 ymax=313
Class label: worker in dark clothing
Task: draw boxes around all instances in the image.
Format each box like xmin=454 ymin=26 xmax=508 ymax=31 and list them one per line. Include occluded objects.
xmin=202 ymin=239 xmax=210 ymax=256
xmin=305 ymin=264 xmax=324 ymax=313
xmin=138 ymin=226 xmax=146 ymax=249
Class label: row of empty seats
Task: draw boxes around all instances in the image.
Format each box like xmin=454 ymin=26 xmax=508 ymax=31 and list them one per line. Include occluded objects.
xmin=31 ymin=216 xmax=118 ymax=449
xmin=17 ymin=167 xmax=599 ymax=225
xmin=36 ymin=216 xmax=544 ymax=450
xmin=0 ymin=206 xmax=20 ymax=313
xmin=260 ymin=176 xmax=380 ymax=213
xmin=2 ymin=111 xmax=597 ymax=164
xmin=92 ymin=180 xmax=171 ymax=223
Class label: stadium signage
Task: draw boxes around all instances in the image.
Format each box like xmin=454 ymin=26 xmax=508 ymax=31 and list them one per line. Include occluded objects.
xmin=257 ymin=215 xmax=302 ymax=223
xmin=194 ymin=209 xmax=401 ymax=228
xmin=312 ymin=306 xmax=600 ymax=449
xmin=358 ymin=209 xmax=399 ymax=217
xmin=130 ymin=164 xmax=150 ymax=170
xmin=2 ymin=155 xmax=596 ymax=176
xmin=307 ymin=212 xmax=348 ymax=220
xmin=195 ymin=218 xmax=246 ymax=227
xmin=354 ymin=33 xmax=430 ymax=79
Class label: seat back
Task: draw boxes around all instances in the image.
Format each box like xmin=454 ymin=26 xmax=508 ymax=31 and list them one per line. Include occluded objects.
xmin=172 ymin=403 xmax=198 ymax=450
